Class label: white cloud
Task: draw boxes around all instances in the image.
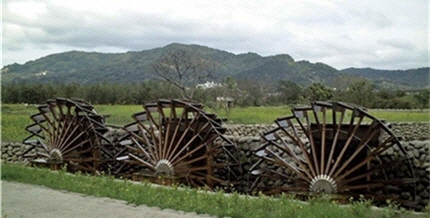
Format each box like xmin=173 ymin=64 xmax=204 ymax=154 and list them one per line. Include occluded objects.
xmin=2 ymin=0 xmax=428 ymax=70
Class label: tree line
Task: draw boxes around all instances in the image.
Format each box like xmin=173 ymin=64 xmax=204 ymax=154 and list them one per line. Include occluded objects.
xmin=2 ymin=79 xmax=429 ymax=110
xmin=3 ymin=48 xmax=428 ymax=110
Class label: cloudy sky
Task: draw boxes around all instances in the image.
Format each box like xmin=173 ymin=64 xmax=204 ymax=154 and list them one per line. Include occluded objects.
xmin=2 ymin=0 xmax=428 ymax=70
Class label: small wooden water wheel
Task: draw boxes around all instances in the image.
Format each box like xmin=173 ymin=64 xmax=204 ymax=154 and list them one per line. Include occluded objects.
xmin=22 ymin=98 xmax=111 ymax=173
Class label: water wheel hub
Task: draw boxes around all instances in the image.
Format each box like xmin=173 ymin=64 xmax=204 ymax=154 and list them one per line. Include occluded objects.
xmin=49 ymin=149 xmax=63 ymax=163
xmin=310 ymin=175 xmax=338 ymax=194
xmin=155 ymin=159 xmax=174 ymax=175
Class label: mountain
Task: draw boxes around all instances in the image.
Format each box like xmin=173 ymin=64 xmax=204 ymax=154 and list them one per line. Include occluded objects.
xmin=1 ymin=43 xmax=428 ymax=89
xmin=341 ymin=67 xmax=429 ymax=90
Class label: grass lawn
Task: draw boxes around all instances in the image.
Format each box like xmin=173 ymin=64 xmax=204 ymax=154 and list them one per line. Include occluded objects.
xmin=2 ymin=163 xmax=427 ymax=218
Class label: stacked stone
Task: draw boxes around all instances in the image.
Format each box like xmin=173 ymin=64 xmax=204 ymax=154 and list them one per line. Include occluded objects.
xmin=223 ymin=124 xmax=274 ymax=138
xmin=227 ymin=136 xmax=262 ymax=193
xmin=391 ymin=123 xmax=430 ymax=140
xmin=100 ymin=127 xmax=142 ymax=177
xmin=223 ymin=123 xmax=430 ymax=140
xmin=1 ymin=142 xmax=31 ymax=164
xmin=403 ymin=140 xmax=430 ymax=209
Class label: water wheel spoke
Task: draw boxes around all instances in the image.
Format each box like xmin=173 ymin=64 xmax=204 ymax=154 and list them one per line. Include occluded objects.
xmin=218 ymin=146 xmax=239 ymax=163
xmin=175 ymin=154 xmax=208 ymax=168
xmin=204 ymin=174 xmax=229 ymax=185
xmin=339 ymin=157 xmax=407 ymax=186
xmin=328 ymin=112 xmax=365 ymax=177
xmin=332 ymin=121 xmax=381 ymax=179
xmin=56 ymin=116 xmax=81 ymax=151
xmin=342 ymin=182 xmax=385 ymax=191
xmin=164 ymin=112 xmax=185 ymax=160
xmin=161 ymin=104 xmax=175 ymax=160
xmin=99 ymin=147 xmax=115 ymax=159
xmin=169 ymin=123 xmax=209 ymax=163
xmin=36 ymin=152 xmax=51 ymax=158
xmin=265 ymin=149 xmax=311 ymax=182
xmin=171 ymin=141 xmax=208 ymax=165
xmin=125 ymin=145 xmax=139 ymax=153
xmin=296 ymin=108 xmax=320 ymax=175
xmin=130 ymin=137 xmax=156 ymax=164
xmin=175 ymin=165 xmax=209 ymax=173
xmin=53 ymin=103 xmax=68 ymax=149
xmin=336 ymin=137 xmax=398 ymax=182
xmin=58 ymin=129 xmax=87 ymax=153
xmin=128 ymin=153 xmax=156 ymax=171
xmin=167 ymin=113 xmax=206 ymax=161
xmin=282 ymin=120 xmax=317 ymax=178
xmin=62 ymin=144 xmax=93 ymax=158
xmin=324 ymin=105 xmax=346 ymax=175
xmin=266 ymin=169 xmax=309 ymax=186
xmin=186 ymin=174 xmax=208 ymax=188
xmin=135 ymin=124 xmax=159 ymax=161
xmin=274 ymin=133 xmax=313 ymax=179
xmin=368 ymin=136 xmax=396 ymax=156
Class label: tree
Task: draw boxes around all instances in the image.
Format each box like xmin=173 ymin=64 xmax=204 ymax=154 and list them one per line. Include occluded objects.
xmin=414 ymin=89 xmax=430 ymax=110
xmin=152 ymin=49 xmax=213 ymax=100
xmin=305 ymin=83 xmax=333 ymax=102
xmin=344 ymin=79 xmax=375 ymax=107
xmin=277 ymin=80 xmax=303 ymax=104
xmin=218 ymin=76 xmax=239 ymax=114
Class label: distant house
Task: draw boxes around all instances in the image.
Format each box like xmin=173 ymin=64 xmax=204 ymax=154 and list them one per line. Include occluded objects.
xmin=216 ymin=97 xmax=234 ymax=108
xmin=196 ymin=81 xmax=222 ymax=89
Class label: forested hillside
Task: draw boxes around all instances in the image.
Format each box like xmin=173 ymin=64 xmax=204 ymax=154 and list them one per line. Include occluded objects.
xmin=341 ymin=67 xmax=429 ymax=90
xmin=2 ymin=43 xmax=427 ymax=89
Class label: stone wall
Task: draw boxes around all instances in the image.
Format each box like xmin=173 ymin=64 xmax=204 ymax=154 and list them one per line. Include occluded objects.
xmin=223 ymin=122 xmax=430 ymax=141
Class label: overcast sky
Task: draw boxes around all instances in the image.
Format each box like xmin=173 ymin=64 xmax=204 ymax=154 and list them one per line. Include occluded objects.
xmin=2 ymin=0 xmax=428 ymax=70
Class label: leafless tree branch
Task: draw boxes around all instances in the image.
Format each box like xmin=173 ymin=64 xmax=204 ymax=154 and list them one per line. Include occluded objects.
xmin=153 ymin=49 xmax=213 ymax=100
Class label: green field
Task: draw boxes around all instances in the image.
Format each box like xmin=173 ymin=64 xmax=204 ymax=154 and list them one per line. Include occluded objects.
xmin=1 ymin=104 xmax=429 ymax=142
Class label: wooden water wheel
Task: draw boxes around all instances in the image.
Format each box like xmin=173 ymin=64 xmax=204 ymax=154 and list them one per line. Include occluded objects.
xmin=22 ymin=98 xmax=111 ymax=173
xmin=250 ymin=101 xmax=416 ymax=207
xmin=117 ymin=99 xmax=241 ymax=190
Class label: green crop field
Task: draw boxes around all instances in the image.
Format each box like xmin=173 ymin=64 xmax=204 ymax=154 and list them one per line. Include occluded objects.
xmin=1 ymin=104 xmax=429 ymax=142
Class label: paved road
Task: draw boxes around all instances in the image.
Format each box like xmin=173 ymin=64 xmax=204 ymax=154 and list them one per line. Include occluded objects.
xmin=2 ymin=181 xmax=217 ymax=218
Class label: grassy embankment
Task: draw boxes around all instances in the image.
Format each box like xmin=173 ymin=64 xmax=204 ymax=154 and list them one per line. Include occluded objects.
xmin=2 ymin=104 xmax=429 ymax=142
xmin=2 ymin=163 xmax=427 ymax=218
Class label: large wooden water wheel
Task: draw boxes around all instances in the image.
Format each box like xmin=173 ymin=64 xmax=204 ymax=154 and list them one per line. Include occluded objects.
xmin=117 ymin=99 xmax=241 ymax=190
xmin=22 ymin=98 xmax=111 ymax=173
xmin=250 ymin=101 xmax=416 ymax=207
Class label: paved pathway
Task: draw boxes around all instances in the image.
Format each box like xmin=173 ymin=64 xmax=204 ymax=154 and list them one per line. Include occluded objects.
xmin=2 ymin=181 xmax=216 ymax=218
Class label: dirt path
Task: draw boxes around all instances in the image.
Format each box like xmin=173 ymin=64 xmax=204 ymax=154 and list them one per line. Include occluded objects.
xmin=1 ymin=181 xmax=217 ymax=218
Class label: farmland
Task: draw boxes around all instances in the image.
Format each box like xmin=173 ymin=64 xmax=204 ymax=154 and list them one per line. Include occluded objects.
xmin=2 ymin=104 xmax=429 ymax=143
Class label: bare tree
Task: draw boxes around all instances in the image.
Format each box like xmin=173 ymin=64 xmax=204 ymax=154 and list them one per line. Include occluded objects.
xmin=153 ymin=49 xmax=213 ymax=100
